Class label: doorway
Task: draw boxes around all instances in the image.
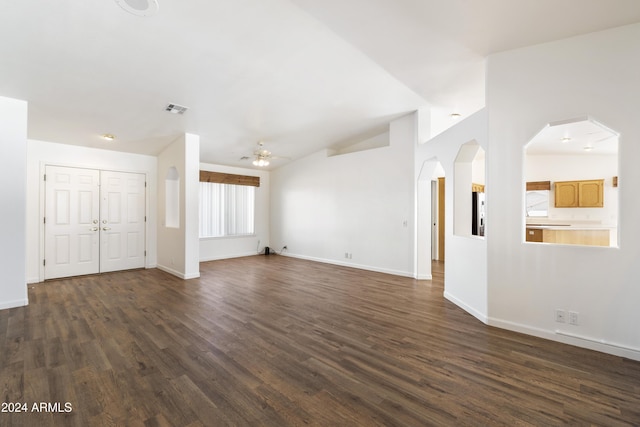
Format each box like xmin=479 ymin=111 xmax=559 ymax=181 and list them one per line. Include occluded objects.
xmin=437 ymin=177 xmax=445 ymax=261
xmin=416 ymin=159 xmax=445 ymax=280
xmin=44 ymin=165 xmax=146 ymax=280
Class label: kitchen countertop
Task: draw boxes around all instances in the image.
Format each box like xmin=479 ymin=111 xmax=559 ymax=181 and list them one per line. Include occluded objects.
xmin=526 ymin=224 xmax=615 ymax=230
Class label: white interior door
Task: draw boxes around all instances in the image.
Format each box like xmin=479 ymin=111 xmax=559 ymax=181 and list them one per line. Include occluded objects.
xmin=99 ymin=170 xmax=146 ymax=273
xmin=44 ymin=166 xmax=100 ymax=279
xmin=45 ymin=166 xmax=146 ymax=279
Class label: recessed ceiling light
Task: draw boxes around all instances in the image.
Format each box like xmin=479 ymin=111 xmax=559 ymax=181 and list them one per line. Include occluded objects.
xmin=561 ymin=137 xmax=572 ymax=143
xmin=114 ymin=0 xmax=159 ymax=17
xmin=102 ymin=134 xmax=116 ymax=141
xmin=450 ymin=113 xmax=462 ymax=119
xmin=583 ymin=146 xmax=594 ymax=151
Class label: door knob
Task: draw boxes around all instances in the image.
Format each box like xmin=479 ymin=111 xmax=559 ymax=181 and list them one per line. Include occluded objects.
xmin=90 ymin=226 xmax=99 ymax=231
xmin=102 ymin=227 xmax=111 ymax=231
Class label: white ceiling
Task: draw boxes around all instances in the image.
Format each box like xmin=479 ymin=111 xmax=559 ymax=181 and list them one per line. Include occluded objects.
xmin=1 ymin=0 xmax=639 ymax=169
xmin=526 ymin=117 xmax=619 ymax=156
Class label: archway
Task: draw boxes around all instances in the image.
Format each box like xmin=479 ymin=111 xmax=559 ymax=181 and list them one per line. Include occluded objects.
xmin=454 ymin=140 xmax=485 ymax=238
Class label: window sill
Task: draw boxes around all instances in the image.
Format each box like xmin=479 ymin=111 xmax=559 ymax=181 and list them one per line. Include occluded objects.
xmin=199 ymin=234 xmax=257 ymax=241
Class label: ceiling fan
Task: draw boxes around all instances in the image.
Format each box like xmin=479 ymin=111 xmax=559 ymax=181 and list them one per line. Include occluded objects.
xmin=241 ymin=141 xmax=287 ymax=167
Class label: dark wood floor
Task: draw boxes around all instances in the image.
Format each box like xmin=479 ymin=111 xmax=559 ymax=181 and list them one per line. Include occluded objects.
xmin=1 ymin=256 xmax=640 ymax=426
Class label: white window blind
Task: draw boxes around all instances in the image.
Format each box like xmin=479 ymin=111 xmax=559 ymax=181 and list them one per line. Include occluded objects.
xmin=199 ymin=182 xmax=255 ymax=238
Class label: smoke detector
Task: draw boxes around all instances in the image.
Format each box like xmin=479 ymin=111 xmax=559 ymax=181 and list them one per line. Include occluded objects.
xmin=165 ymin=103 xmax=188 ymax=115
xmin=114 ymin=0 xmax=159 ymax=17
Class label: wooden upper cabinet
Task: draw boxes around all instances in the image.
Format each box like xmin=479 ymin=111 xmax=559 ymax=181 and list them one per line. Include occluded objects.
xmin=526 ymin=181 xmax=551 ymax=191
xmin=554 ymin=179 xmax=604 ymax=208
xmin=471 ymin=183 xmax=485 ymax=193
xmin=578 ymin=179 xmax=604 ymax=207
xmin=555 ymin=181 xmax=579 ymax=207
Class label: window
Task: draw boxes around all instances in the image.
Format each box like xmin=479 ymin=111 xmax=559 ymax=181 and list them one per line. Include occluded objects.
xmin=199 ymin=182 xmax=255 ymax=238
xmin=525 ymin=189 xmax=549 ymax=217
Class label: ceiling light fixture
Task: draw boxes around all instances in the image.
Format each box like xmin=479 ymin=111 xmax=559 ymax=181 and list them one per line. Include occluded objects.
xmin=114 ymin=0 xmax=159 ymax=17
xmin=252 ymin=157 xmax=270 ymax=167
xmin=561 ymin=137 xmax=572 ymax=143
xmin=450 ymin=113 xmax=462 ymax=119
xmin=583 ymin=145 xmax=594 ymax=152
xmin=250 ymin=141 xmax=273 ymax=167
xmin=102 ymin=134 xmax=116 ymax=141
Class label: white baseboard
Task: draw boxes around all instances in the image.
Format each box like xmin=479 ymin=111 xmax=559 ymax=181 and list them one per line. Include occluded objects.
xmin=200 ymin=251 xmax=259 ymax=262
xmin=280 ymin=252 xmax=414 ymax=278
xmin=416 ymin=274 xmax=433 ymax=280
xmin=488 ymin=317 xmax=640 ymax=362
xmin=443 ymin=291 xmax=488 ymax=324
xmin=441 ymin=295 xmax=640 ymax=361
xmin=157 ymin=264 xmax=200 ymax=280
xmin=0 ymin=298 xmax=28 ymax=310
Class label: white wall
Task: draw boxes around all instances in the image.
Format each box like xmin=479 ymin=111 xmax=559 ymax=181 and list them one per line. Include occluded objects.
xmin=199 ymin=163 xmax=270 ymax=261
xmin=270 ymin=113 xmax=416 ymax=276
xmin=416 ymin=108 xmax=488 ymax=321
xmin=26 ymin=140 xmax=158 ymax=283
xmin=0 ymin=96 xmax=27 ymax=309
xmin=157 ymin=133 xmax=200 ymax=279
xmin=472 ymin=152 xmax=485 ymax=186
xmin=487 ymin=23 xmax=640 ymax=360
xmin=526 ymin=154 xmax=618 ymax=225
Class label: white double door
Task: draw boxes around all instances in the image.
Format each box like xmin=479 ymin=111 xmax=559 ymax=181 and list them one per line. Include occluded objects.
xmin=44 ymin=166 xmax=146 ymax=280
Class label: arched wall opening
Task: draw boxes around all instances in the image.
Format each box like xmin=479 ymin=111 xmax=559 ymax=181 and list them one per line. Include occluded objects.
xmin=524 ymin=116 xmax=619 ymax=247
xmin=454 ymin=140 xmax=485 ymax=238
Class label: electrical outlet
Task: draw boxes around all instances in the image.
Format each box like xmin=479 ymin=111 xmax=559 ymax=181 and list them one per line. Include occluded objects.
xmin=555 ymin=309 xmax=566 ymax=323
xmin=569 ymin=311 xmax=579 ymax=325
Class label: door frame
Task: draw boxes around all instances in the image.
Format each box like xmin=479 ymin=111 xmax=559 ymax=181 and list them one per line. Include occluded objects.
xmin=38 ymin=161 xmax=150 ymax=282
xmin=416 ymin=158 xmax=445 ymax=280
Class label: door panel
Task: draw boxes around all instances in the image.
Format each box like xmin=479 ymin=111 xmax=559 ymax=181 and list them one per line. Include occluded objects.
xmin=45 ymin=166 xmax=100 ymax=279
xmin=127 ymin=232 xmax=140 ymax=258
xmin=99 ymin=170 xmax=146 ymax=273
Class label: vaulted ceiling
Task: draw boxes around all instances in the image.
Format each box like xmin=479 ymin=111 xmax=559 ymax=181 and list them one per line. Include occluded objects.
xmin=1 ymin=0 xmax=639 ymax=168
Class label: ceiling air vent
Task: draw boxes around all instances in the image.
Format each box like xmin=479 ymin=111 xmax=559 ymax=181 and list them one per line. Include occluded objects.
xmin=165 ymin=103 xmax=188 ymax=114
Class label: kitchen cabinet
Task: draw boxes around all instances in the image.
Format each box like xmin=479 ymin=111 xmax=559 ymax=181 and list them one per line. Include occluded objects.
xmin=471 ymin=183 xmax=485 ymax=193
xmin=542 ymin=228 xmax=610 ymax=246
xmin=525 ymin=226 xmax=610 ymax=246
xmin=526 ymin=228 xmax=543 ymax=242
xmin=554 ymin=179 xmax=603 ymax=208
xmin=555 ymin=181 xmax=578 ymax=207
